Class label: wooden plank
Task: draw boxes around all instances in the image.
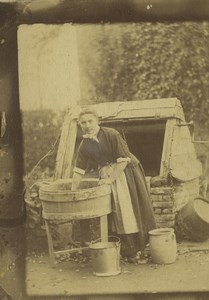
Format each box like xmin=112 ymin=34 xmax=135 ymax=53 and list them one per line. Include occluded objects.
xmin=68 ymin=99 xmax=185 ymax=123
xmin=160 ymin=119 xmax=176 ymax=177
xmin=62 ymin=119 xmax=78 ymax=178
xmin=90 ymin=98 xmax=185 ymax=120
xmin=54 ymin=247 xmax=90 ymax=256
xmin=54 ymin=113 xmax=72 ymax=179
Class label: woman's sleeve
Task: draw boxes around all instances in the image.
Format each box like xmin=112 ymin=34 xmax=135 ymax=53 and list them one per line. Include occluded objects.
xmin=111 ymin=131 xmax=131 ymax=163
xmin=73 ymin=141 xmax=88 ymax=175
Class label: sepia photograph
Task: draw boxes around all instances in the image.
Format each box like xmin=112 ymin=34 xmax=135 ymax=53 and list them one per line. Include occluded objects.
xmin=1 ymin=1 xmax=209 ymax=299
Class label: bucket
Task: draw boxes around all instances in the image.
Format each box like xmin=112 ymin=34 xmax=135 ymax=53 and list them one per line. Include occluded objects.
xmin=149 ymin=228 xmax=177 ymax=264
xmin=176 ymin=197 xmax=209 ymax=242
xmin=89 ymin=236 xmax=121 ymax=276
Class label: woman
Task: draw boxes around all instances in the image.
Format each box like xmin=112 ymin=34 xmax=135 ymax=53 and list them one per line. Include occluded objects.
xmin=71 ymin=108 xmax=156 ymax=262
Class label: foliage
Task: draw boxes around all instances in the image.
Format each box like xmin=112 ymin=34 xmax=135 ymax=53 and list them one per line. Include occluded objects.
xmin=21 ymin=109 xmax=62 ymax=238
xmin=21 ymin=109 xmax=64 ymax=175
xmin=84 ymin=22 xmax=209 ymax=130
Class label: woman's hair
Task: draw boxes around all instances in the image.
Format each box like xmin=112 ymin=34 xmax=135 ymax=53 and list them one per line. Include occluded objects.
xmin=78 ymin=108 xmax=99 ymax=121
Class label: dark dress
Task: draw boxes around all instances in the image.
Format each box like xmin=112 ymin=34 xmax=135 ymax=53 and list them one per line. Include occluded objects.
xmin=75 ymin=127 xmax=156 ymax=256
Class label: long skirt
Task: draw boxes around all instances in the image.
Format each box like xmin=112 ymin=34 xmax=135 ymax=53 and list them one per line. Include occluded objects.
xmin=100 ymin=162 xmax=156 ymax=256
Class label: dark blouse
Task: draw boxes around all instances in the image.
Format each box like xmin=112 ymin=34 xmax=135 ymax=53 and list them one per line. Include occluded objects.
xmin=75 ymin=127 xmax=134 ymax=173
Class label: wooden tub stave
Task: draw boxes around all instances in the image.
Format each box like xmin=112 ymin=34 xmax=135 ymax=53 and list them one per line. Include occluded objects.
xmin=39 ymin=178 xmax=112 ymax=220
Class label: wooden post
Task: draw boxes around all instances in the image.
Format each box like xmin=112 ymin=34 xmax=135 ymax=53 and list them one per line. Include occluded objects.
xmin=54 ymin=114 xmax=78 ymax=179
xmin=54 ymin=113 xmax=72 ymax=179
xmin=160 ymin=119 xmax=176 ymax=177
xmin=62 ymin=118 xmax=78 ymax=178
xmin=100 ymin=215 xmax=108 ymax=242
xmin=45 ymin=221 xmax=56 ymax=267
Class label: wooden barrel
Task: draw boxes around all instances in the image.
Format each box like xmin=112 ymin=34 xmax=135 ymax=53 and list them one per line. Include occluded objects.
xmin=39 ymin=179 xmax=112 ymax=220
xmin=176 ymin=197 xmax=209 ymax=242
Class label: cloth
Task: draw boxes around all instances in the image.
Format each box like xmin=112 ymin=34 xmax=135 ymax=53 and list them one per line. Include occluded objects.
xmin=74 ymin=127 xmax=157 ymax=255
xmin=100 ymin=164 xmax=138 ymax=234
xmin=83 ymin=134 xmax=99 ymax=143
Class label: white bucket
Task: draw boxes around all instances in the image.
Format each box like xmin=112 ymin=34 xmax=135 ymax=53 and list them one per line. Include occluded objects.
xmin=89 ymin=236 xmax=121 ymax=276
xmin=149 ymin=228 xmax=177 ymax=264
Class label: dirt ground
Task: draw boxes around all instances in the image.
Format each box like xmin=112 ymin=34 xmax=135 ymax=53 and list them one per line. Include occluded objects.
xmin=24 ymin=233 xmax=209 ymax=298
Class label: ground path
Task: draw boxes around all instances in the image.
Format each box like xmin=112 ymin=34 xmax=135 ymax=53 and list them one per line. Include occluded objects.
xmin=25 ymin=238 xmax=209 ymax=297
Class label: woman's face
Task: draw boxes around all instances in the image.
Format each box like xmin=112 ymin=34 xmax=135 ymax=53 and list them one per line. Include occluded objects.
xmin=79 ymin=113 xmax=99 ymax=135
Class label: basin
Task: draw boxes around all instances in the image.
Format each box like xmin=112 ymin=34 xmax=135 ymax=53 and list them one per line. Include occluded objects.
xmin=39 ymin=178 xmax=112 ymax=220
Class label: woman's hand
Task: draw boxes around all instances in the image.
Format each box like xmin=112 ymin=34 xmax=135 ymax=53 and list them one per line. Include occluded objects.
xmin=98 ymin=178 xmax=113 ymax=185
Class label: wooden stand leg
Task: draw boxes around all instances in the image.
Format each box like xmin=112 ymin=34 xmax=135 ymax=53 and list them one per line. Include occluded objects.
xmin=45 ymin=220 xmax=56 ymax=267
xmin=100 ymin=215 xmax=108 ymax=242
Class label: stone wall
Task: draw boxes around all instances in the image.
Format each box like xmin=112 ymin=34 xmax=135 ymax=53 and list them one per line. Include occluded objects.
xmin=150 ymin=187 xmax=175 ymax=228
xmin=150 ymin=178 xmax=200 ymax=228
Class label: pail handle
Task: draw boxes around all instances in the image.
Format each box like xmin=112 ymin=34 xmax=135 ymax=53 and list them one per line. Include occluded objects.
xmin=194 ymin=197 xmax=209 ymax=204
xmin=165 ymin=232 xmax=176 ymax=242
xmin=90 ymin=235 xmax=120 ymax=246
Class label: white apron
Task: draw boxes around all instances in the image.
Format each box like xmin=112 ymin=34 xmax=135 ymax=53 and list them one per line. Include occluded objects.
xmin=100 ymin=164 xmax=138 ymax=234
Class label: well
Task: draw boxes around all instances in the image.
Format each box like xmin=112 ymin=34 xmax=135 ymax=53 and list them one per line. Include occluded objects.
xmin=54 ymin=99 xmax=202 ymax=229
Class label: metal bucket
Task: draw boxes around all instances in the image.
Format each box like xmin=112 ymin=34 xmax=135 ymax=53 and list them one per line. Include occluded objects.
xmin=89 ymin=236 xmax=121 ymax=277
xmin=176 ymin=197 xmax=209 ymax=242
xmin=149 ymin=228 xmax=177 ymax=264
